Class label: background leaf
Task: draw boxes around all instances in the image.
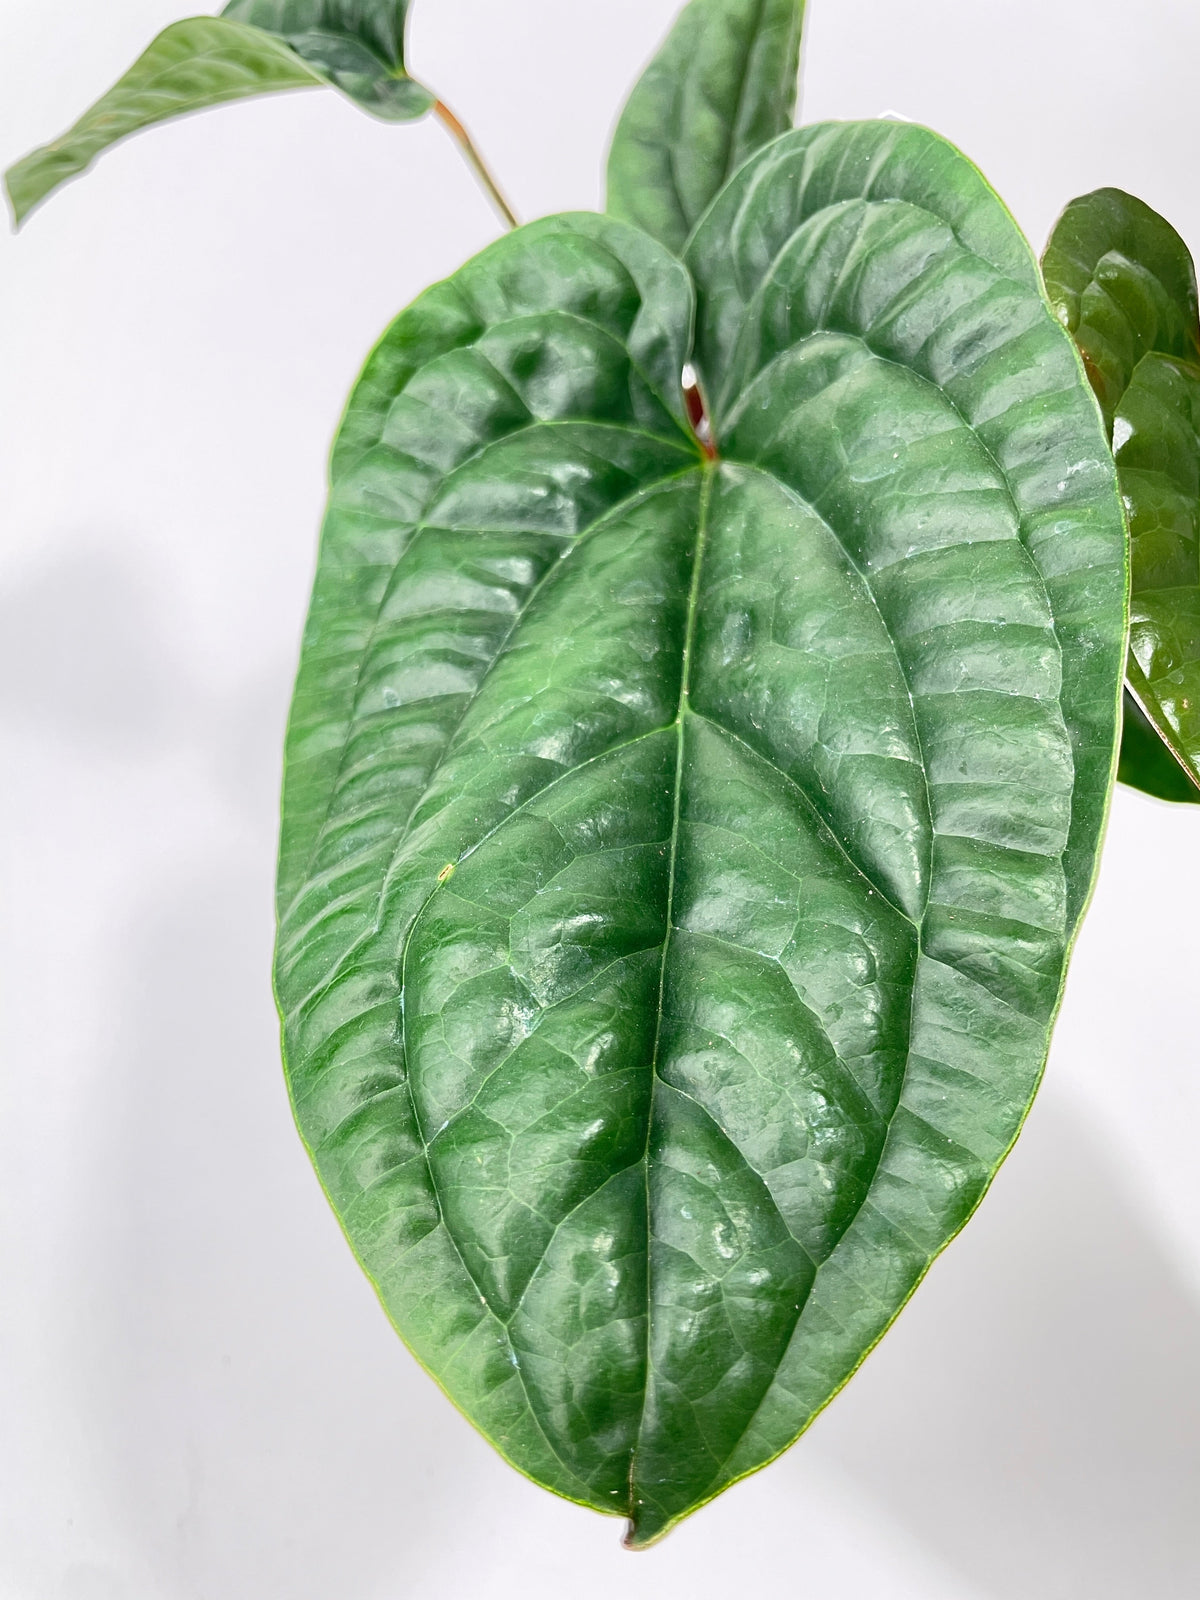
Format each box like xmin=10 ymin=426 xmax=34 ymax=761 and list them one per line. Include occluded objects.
xmin=6 ymin=3 xmax=433 ymax=226
xmin=277 ymin=121 xmax=1125 ymax=1546
xmin=1044 ymin=188 xmax=1200 ymax=800
xmin=1119 ymin=690 xmax=1200 ymax=803
xmin=606 ymin=0 xmax=807 ymax=255
xmin=1042 ymin=187 xmax=1199 ymax=428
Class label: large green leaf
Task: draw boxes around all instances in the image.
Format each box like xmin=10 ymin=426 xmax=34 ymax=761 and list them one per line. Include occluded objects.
xmin=606 ymin=0 xmax=806 ymax=255
xmin=6 ymin=3 xmax=432 ymax=226
xmin=1044 ymin=187 xmax=1200 ymax=800
xmin=276 ymin=123 xmax=1126 ymax=1546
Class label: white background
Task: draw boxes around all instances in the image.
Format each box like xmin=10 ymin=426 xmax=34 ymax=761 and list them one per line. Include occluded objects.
xmin=2 ymin=2 xmax=1199 ymax=1595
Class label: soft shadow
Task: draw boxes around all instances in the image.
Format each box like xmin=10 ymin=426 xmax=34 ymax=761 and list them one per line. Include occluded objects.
xmin=802 ymin=1089 xmax=1200 ymax=1599
xmin=70 ymin=855 xmax=477 ymax=1599
xmin=0 ymin=548 xmax=180 ymax=748
xmin=0 ymin=538 xmax=297 ymax=829
xmin=13 ymin=538 xmax=478 ymax=1597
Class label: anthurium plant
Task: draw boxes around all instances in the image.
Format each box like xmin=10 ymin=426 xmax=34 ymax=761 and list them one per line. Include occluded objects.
xmin=10 ymin=0 xmax=1196 ymax=1550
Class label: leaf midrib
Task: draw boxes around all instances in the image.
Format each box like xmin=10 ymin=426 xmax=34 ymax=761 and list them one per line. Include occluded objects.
xmin=380 ymin=433 xmax=1065 ymax=1521
xmin=279 ymin=458 xmax=703 ymax=1026
xmin=625 ymin=459 xmax=717 ymax=1512
xmin=380 ymin=461 xmax=725 ymax=1518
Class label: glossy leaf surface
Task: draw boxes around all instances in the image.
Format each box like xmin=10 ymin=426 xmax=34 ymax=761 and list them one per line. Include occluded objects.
xmin=1119 ymin=691 xmax=1200 ymax=803
xmin=277 ymin=124 xmax=1126 ymax=1545
xmin=6 ymin=3 xmax=432 ymax=226
xmin=606 ymin=0 xmax=806 ymax=254
xmin=1045 ymin=188 xmax=1200 ymax=800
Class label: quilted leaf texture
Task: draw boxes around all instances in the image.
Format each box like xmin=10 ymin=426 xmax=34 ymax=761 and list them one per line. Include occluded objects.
xmin=276 ymin=123 xmax=1126 ymax=1545
xmin=1044 ymin=188 xmax=1200 ymax=801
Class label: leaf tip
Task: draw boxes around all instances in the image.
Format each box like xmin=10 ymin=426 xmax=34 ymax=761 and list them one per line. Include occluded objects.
xmin=622 ymin=1508 xmax=674 ymax=1551
xmin=3 ymin=167 xmax=31 ymax=230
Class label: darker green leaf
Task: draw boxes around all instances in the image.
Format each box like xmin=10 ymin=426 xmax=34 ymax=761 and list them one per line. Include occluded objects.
xmin=1044 ymin=188 xmax=1200 ymax=800
xmin=222 ymin=0 xmax=433 ymax=119
xmin=5 ymin=2 xmax=433 ymax=226
xmin=606 ymin=0 xmax=806 ymax=255
xmin=277 ymin=121 xmax=1125 ymax=1544
xmin=1120 ymin=690 xmax=1200 ymax=803
xmin=1042 ymin=187 xmax=1199 ymax=428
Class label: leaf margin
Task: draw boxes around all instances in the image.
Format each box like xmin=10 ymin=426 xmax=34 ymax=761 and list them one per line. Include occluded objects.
xmin=5 ymin=7 xmax=436 ymax=227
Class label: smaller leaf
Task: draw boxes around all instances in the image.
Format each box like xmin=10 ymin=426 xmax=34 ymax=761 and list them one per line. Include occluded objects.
xmin=606 ymin=0 xmax=807 ymax=255
xmin=1042 ymin=187 xmax=1200 ymax=427
xmin=1044 ymin=188 xmax=1200 ymax=801
xmin=6 ymin=3 xmax=434 ymax=227
xmin=6 ymin=19 xmax=316 ymax=225
xmin=1116 ymin=349 xmax=1200 ymax=794
xmin=222 ymin=1 xmax=433 ymax=120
